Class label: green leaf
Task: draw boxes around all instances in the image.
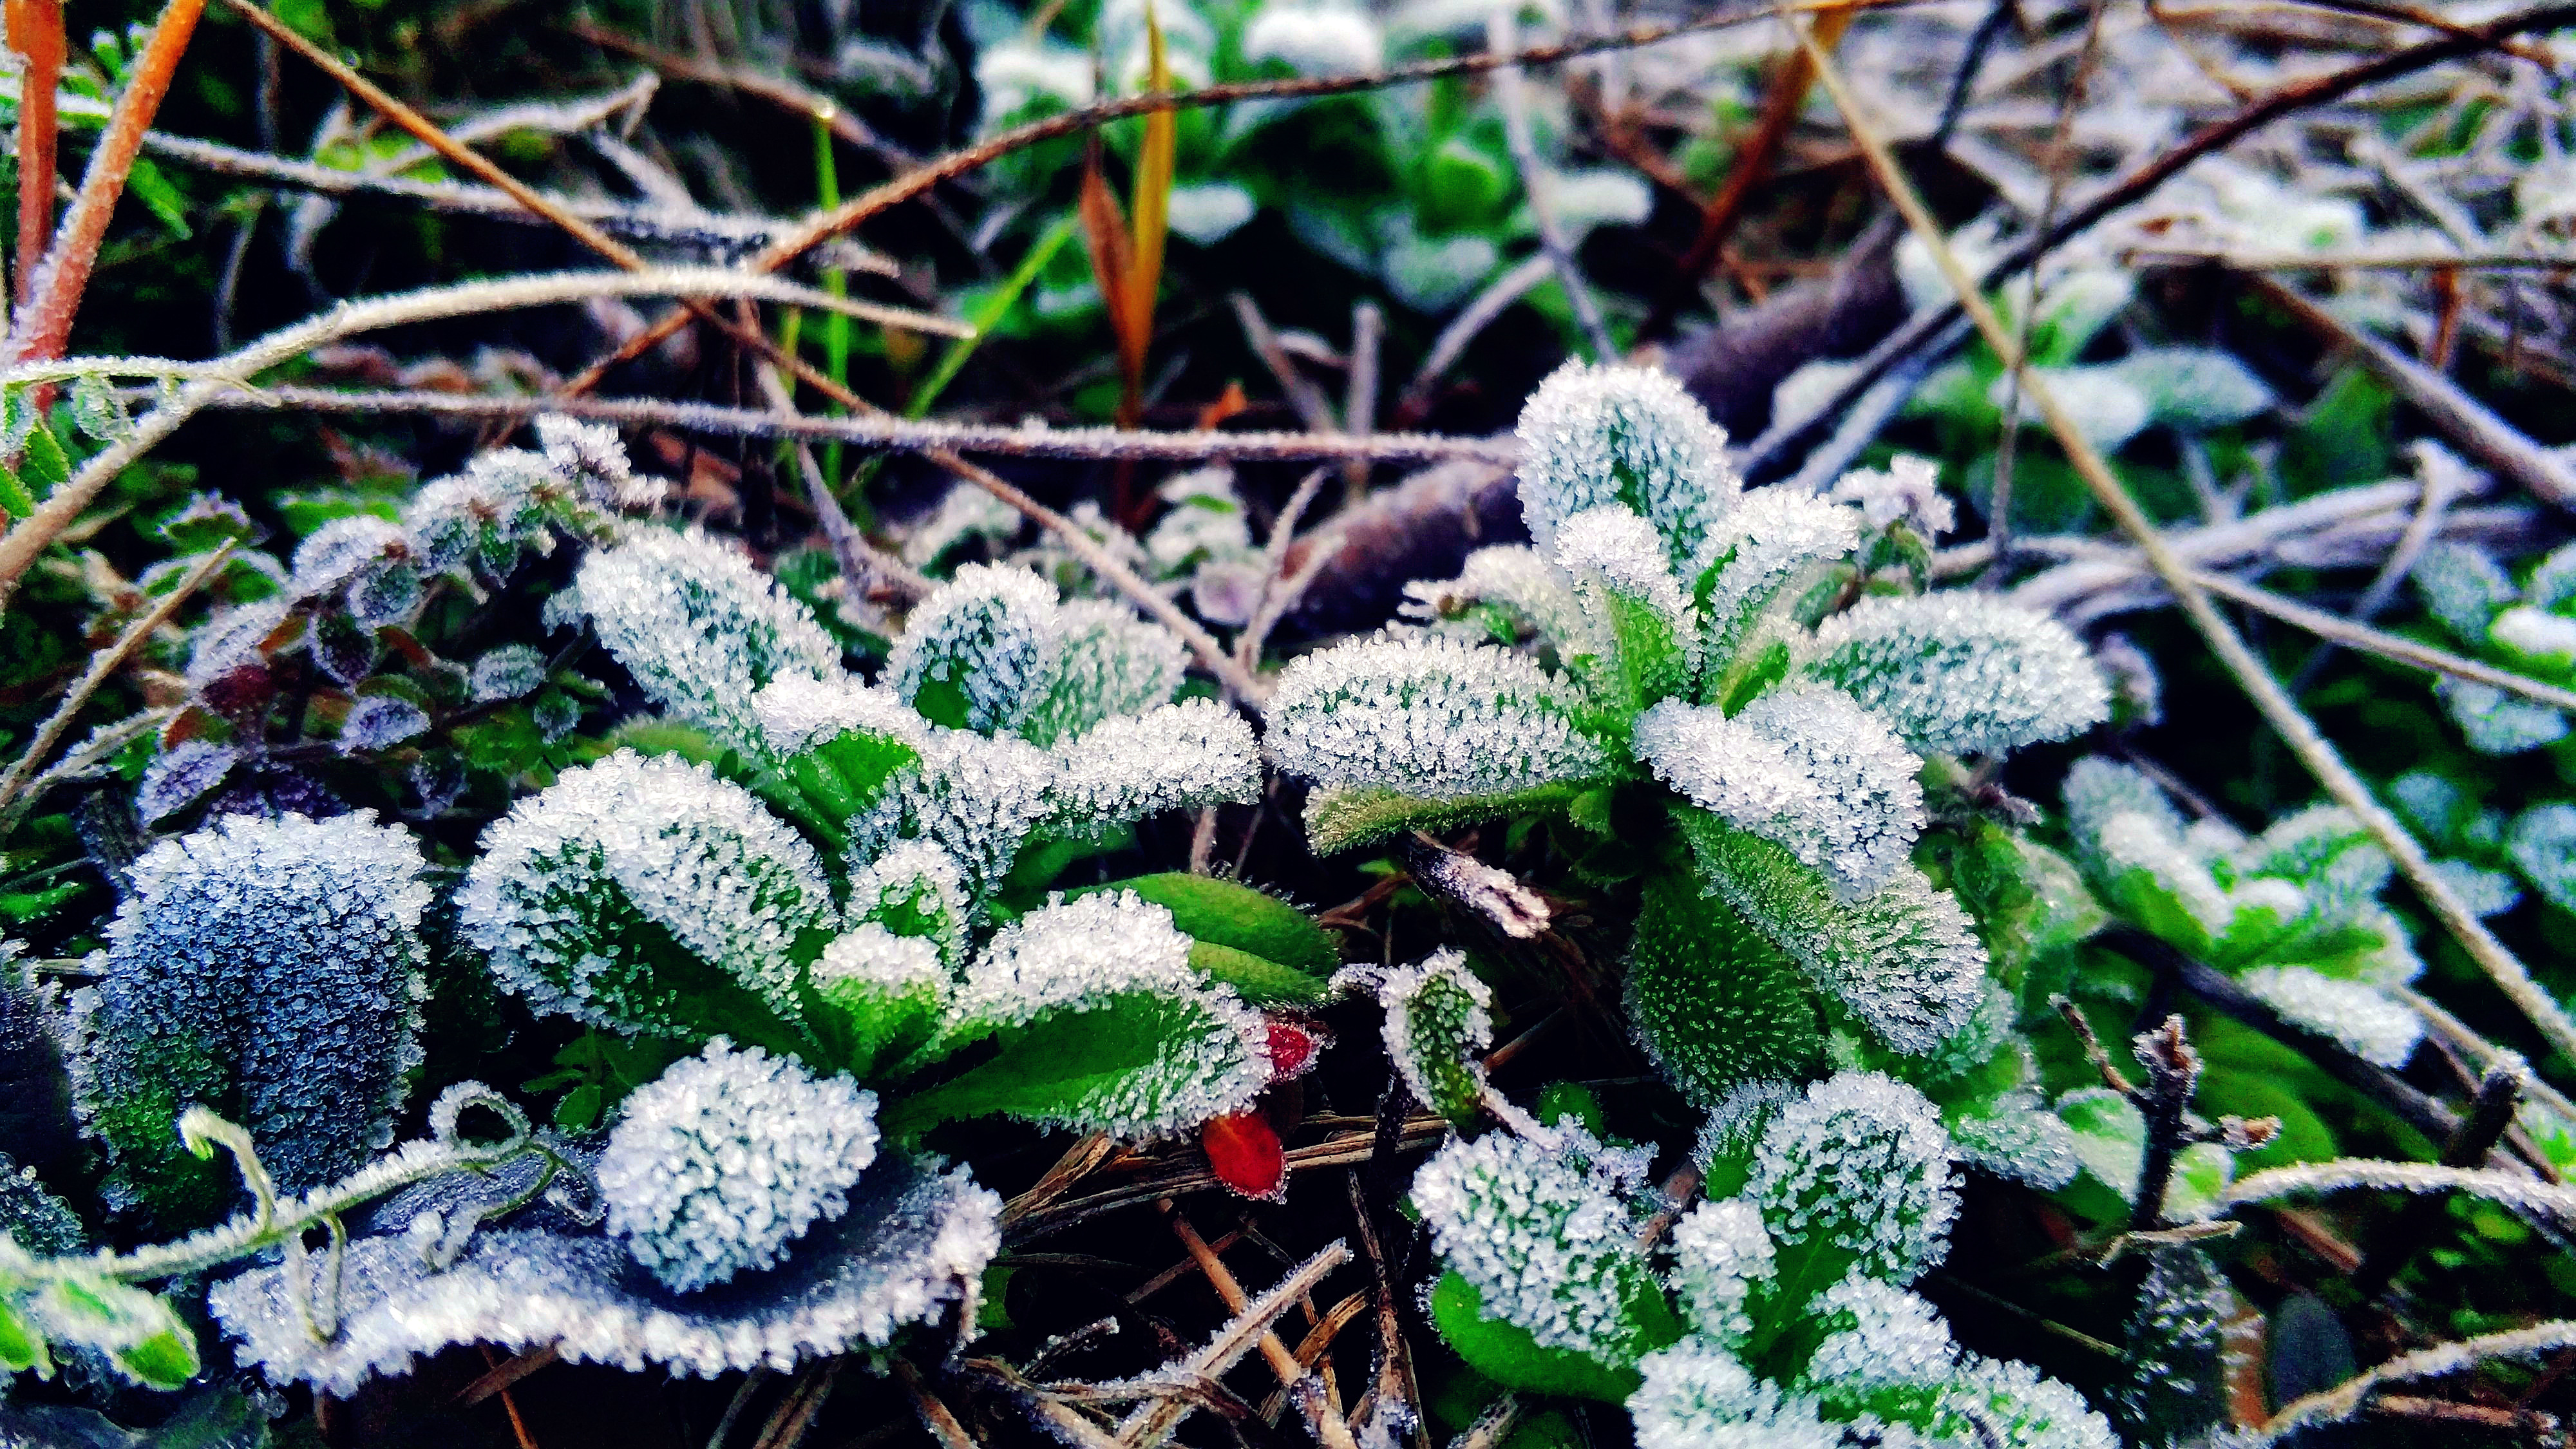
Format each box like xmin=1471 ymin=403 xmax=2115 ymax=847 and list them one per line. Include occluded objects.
xmin=1077 ymin=873 xmax=1339 ymax=975
xmin=20 ymin=422 xmax=70 ymax=491
xmin=124 ymin=157 xmax=194 ymax=240
xmin=1623 ymin=870 xmax=1822 ymax=1108
xmin=1305 ymin=782 xmax=1585 ymax=856
xmin=1428 ymin=1273 xmax=1671 ymax=1403
xmin=1186 ymin=940 xmax=1331 ymax=1006
xmin=0 ymin=1295 xmax=48 ymax=1376
xmin=0 ymin=464 xmax=34 ymax=519
xmin=113 ymin=1323 xmax=201 ymax=1391
xmin=884 ymin=987 xmax=1240 ymax=1138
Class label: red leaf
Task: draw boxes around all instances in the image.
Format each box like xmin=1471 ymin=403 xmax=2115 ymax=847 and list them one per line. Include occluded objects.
xmin=1263 ymin=1016 xmax=1327 ymax=1081
xmin=1202 ymin=1111 xmax=1286 ymax=1201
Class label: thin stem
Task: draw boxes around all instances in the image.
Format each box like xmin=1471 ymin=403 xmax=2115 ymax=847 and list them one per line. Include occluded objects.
xmin=1792 ymin=10 xmax=2576 ymax=1070
xmin=1486 ymin=6 xmax=1615 ymax=363
xmin=0 ymin=542 xmax=231 ymax=820
xmin=2191 ymin=568 xmax=2576 ymax=713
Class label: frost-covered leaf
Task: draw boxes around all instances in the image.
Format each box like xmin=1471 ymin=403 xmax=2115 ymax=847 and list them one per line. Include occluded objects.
xmin=210 ymin=1155 xmax=999 ymax=1394
xmin=2510 ymin=804 xmax=2576 ymax=913
xmin=1827 ymin=455 xmax=1956 ymax=539
xmin=70 ymin=813 xmax=428 ymax=1222
xmin=404 ymin=452 xmax=554 ymax=579
xmin=2110 ymin=1245 xmax=2234 ymax=1445
xmin=1300 ymin=780 xmax=1590 ymax=857
xmin=1737 ymin=1072 xmax=1956 ymax=1294
xmin=1340 ymin=949 xmax=1493 ymax=1124
xmin=339 ymin=694 xmax=430 ymax=753
xmin=0 ymin=1250 xmax=200 ymax=1391
xmin=311 ymin=611 xmax=377 ymax=688
xmin=845 ymin=842 xmax=970 ymax=969
xmin=1516 ymin=361 xmax=1740 ymax=576
xmin=1694 ymin=488 xmax=1862 ymax=667
xmin=1622 ymin=874 xmax=1820 ymax=1108
xmin=1629 ymin=1338 xmax=1840 ymax=1449
xmin=1641 ymin=687 xmax=1927 ymax=899
xmin=808 ymin=925 xmax=949 ymax=1079
xmin=1399 ymin=544 xmax=1602 ymax=658
xmin=290 ymin=516 xmax=406 ymax=599
xmin=536 ymin=413 xmax=658 ymax=511
xmin=574 ymin=530 xmax=844 ymax=753
xmin=1038 ymin=698 xmax=1260 ymax=837
xmin=2109 ymin=347 xmax=2274 ymax=431
xmin=2237 ymin=966 xmax=2422 ymax=1066
xmin=752 ymin=676 xmax=927 ymax=835
xmin=1019 ymin=600 xmax=1188 ymax=746
xmin=598 ymin=1042 xmax=879 ymax=1293
xmin=1994 ymin=366 xmax=2152 ymax=453
xmin=1554 ymin=505 xmax=1697 ymax=708
xmin=887 ymin=564 xmax=1081 ymax=737
xmin=346 ymin=562 xmax=424 ymax=629
xmin=1411 ymin=1127 xmax=1676 ymax=1368
xmin=1676 ymin=811 xmax=1986 ymax=1056
xmin=1800 ymin=594 xmax=2110 ymax=757
xmin=1666 ymin=1198 xmax=1777 ymax=1348
xmin=848 ymin=730 xmax=1056 ymax=908
xmin=897 ymin=892 xmax=1269 ymax=1139
xmin=135 ymin=741 xmax=238 ymax=828
xmin=1267 ymin=633 xmax=1613 ymax=804
xmin=1078 ymin=873 xmax=1340 ymax=978
xmin=469 ymin=645 xmax=549 ymax=704
xmin=2412 ymin=542 xmax=2517 ymax=643
xmin=458 ymin=752 xmax=837 ymax=1050
xmin=2438 ymin=677 xmax=2568 ymax=755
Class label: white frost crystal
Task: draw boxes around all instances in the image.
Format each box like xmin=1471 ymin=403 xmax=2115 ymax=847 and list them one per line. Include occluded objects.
xmin=1828 ymin=455 xmax=1955 ymax=537
xmin=1630 ymin=1340 xmax=1843 ymax=1449
xmin=1337 ymin=949 xmax=1494 ymax=1121
xmin=2414 ymin=541 xmax=2516 ymax=641
xmin=2239 ymin=966 xmax=2423 ymax=1067
xmin=575 ymin=529 xmax=842 ymax=750
xmin=1515 ymin=361 xmax=1740 ymax=574
xmin=211 ymin=1156 xmax=1000 ymax=1392
xmin=1410 ymin=1127 xmax=1659 ymax=1363
xmin=598 ymin=1041 xmax=881 ymax=1293
xmin=1802 ymin=1275 xmax=1958 ymax=1392
xmin=1267 ymin=633 xmax=1610 ymax=798
xmin=1801 ymin=593 xmax=2110 ymax=756
xmin=1744 ymin=1072 xmax=1956 ymax=1284
xmin=459 ymin=751 xmax=839 ymax=1036
xmin=71 ymin=811 xmax=430 ymax=1204
xmin=1636 ymin=690 xmax=1926 ymax=900
xmin=1698 ymin=488 xmax=1862 ymax=658
xmin=1667 ymin=1198 xmax=1776 ymax=1345
xmin=887 ymin=562 xmax=1063 ymax=734
xmin=947 ymin=892 xmax=1271 ymax=1137
xmin=752 ymin=673 xmax=925 ymax=757
xmin=1040 ymin=697 xmax=1262 ymax=834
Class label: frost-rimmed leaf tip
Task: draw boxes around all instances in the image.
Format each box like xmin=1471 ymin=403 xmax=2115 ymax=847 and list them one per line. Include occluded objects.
xmin=597 ymin=1041 xmax=881 ymax=1293
xmin=1739 ymin=1071 xmax=1957 ymax=1285
xmin=573 ymin=528 xmax=844 ymax=751
xmin=1409 ymin=1126 xmax=1661 ymax=1365
xmin=1515 ymin=360 xmax=1741 ymax=575
xmin=1800 ymin=592 xmax=2112 ymax=757
xmin=1266 ymin=632 xmax=1609 ymax=800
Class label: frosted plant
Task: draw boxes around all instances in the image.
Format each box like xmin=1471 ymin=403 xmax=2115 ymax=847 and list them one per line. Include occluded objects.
xmin=2061 ymin=759 xmax=2425 ymax=1068
xmin=1334 ymin=949 xmax=1494 ymax=1124
xmin=596 ymin=1041 xmax=880 ymax=1292
xmin=1404 ymin=1070 xmax=2111 ymax=1446
xmin=566 ymin=530 xmax=1255 ymax=910
xmin=2410 ymin=536 xmax=2576 ymax=753
xmin=1271 ymin=360 xmax=2109 ymax=1107
xmin=69 ymin=811 xmax=430 ymax=1223
xmin=571 ymin=529 xmax=845 ymax=755
xmin=459 ymin=750 xmax=838 ymax=1046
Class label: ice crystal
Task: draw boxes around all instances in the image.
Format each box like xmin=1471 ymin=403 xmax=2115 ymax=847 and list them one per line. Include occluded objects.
xmin=844 ymin=841 xmax=971 ymax=968
xmin=340 ymin=694 xmax=430 ymax=753
xmin=1339 ymin=949 xmax=1493 ymax=1122
xmin=1801 ymin=594 xmax=2110 ymax=757
xmin=750 ymin=673 xmax=925 ymax=758
xmin=2413 ymin=542 xmax=2517 ymax=641
xmin=1666 ymin=1198 xmax=1776 ymax=1346
xmin=1039 ymin=699 xmax=1262 ymax=837
xmin=1241 ymin=0 xmax=1383 ymax=74
xmin=944 ymin=892 xmax=1270 ymax=1137
xmin=1742 ymin=1072 xmax=1956 ymax=1285
xmin=535 ymin=413 xmax=659 ymax=511
xmin=574 ymin=529 xmax=844 ymax=752
xmin=1267 ymin=633 xmax=1610 ymax=798
xmin=598 ymin=1042 xmax=880 ymax=1293
xmin=1515 ymin=361 xmax=1740 ymax=575
xmin=2237 ymin=967 xmax=2423 ymax=1066
xmin=1931 ymin=1355 xmax=2122 ymax=1449
xmin=1828 ymin=455 xmax=1955 ymax=538
xmin=1698 ymin=488 xmax=1864 ymax=660
xmin=135 ymin=740 xmax=238 ymax=826
xmin=900 ymin=484 xmax=1022 ymax=567
xmin=469 ymin=644 xmax=549 ymax=703
xmin=1555 ymin=504 xmax=1701 ymax=691
xmin=1946 ymin=1090 xmax=2083 ymax=1190
xmin=1025 ymin=600 xmax=1189 ymax=745
xmin=1628 ymin=1341 xmax=1843 ymax=1449
xmin=1802 ymin=1275 xmax=1959 ymax=1392
xmin=71 ymin=813 xmax=429 ymax=1216
xmin=1728 ymin=687 xmax=1926 ymax=899
xmin=459 ymin=752 xmax=838 ymax=1037
xmin=1681 ymin=815 xmax=1987 ymax=1056
xmin=290 ymin=516 xmax=408 ymax=599
xmin=1410 ymin=1127 xmax=1660 ymax=1364
xmin=887 ymin=563 xmax=1062 ymax=735
xmin=1399 ymin=545 xmax=1600 ymax=656
xmin=849 ymin=728 xmax=1056 ymax=905
xmin=212 ymin=1155 xmax=1000 ymax=1393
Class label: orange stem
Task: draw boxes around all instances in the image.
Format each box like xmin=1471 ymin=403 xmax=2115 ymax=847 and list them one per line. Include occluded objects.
xmin=4 ymin=0 xmax=207 ymax=365
xmin=5 ymin=0 xmax=64 ymax=313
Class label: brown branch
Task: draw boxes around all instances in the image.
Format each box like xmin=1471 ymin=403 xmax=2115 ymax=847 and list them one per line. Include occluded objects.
xmin=3 ymin=0 xmax=205 ymax=365
xmin=2128 ymin=1016 xmax=2202 ymax=1232
xmin=5 ymin=0 xmax=63 ymax=312
xmin=2349 ymin=1066 xmax=2524 ymax=1298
